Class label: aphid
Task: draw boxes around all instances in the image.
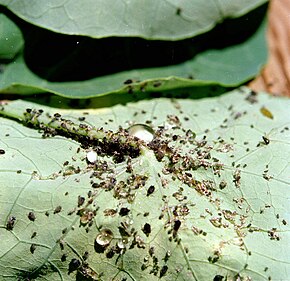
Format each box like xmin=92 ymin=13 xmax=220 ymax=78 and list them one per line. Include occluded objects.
xmin=124 ymin=79 xmax=133 ymax=84
xmin=17 ymin=170 xmax=22 ymax=174
xmin=260 ymin=106 xmax=274 ymax=119
xmin=119 ymin=207 xmax=130 ymax=216
xmin=149 ymin=246 xmax=155 ymax=256
xmin=142 ymin=223 xmax=151 ymax=237
xmin=31 ymin=231 xmax=37 ymax=239
xmin=54 ymin=113 xmax=61 ymax=118
xmin=213 ymin=275 xmax=224 ymax=281
xmin=54 ymin=206 xmax=62 ymax=214
xmin=63 ymin=161 xmax=69 ymax=166
xmin=173 ymin=220 xmax=181 ymax=232
xmin=78 ymin=117 xmax=86 ymax=121
xmin=78 ymin=196 xmax=85 ymax=207
xmin=83 ymin=251 xmax=89 ymax=261
xmin=68 ymin=258 xmax=81 ymax=274
xmin=160 ymin=265 xmax=168 ymax=278
xmin=30 ymin=244 xmax=36 ymax=254
xmin=6 ymin=216 xmax=16 ymax=230
xmin=0 ymin=149 xmax=5 ymax=154
xmin=147 ymin=185 xmax=155 ymax=196
xmin=28 ymin=212 xmax=36 ymax=222
xmin=61 ymin=254 xmax=67 ymax=262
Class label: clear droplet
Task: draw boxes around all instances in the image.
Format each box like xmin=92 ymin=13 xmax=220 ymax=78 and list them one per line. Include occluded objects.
xmin=128 ymin=124 xmax=154 ymax=143
xmin=95 ymin=229 xmax=113 ymax=247
xmin=86 ymin=150 xmax=97 ymax=163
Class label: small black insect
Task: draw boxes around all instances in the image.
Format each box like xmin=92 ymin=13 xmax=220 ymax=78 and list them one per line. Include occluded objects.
xmin=78 ymin=117 xmax=86 ymax=121
xmin=54 ymin=206 xmax=62 ymax=214
xmin=119 ymin=207 xmax=130 ymax=216
xmin=147 ymin=185 xmax=155 ymax=196
xmin=6 ymin=216 xmax=16 ymax=230
xmin=78 ymin=196 xmax=85 ymax=207
xmin=61 ymin=253 xmax=67 ymax=262
xmin=68 ymin=258 xmax=81 ymax=274
xmin=142 ymin=223 xmax=151 ymax=237
xmin=28 ymin=212 xmax=36 ymax=222
xmin=213 ymin=275 xmax=224 ymax=281
xmin=160 ymin=265 xmax=168 ymax=278
xmin=173 ymin=220 xmax=181 ymax=232
xmin=0 ymin=149 xmax=5 ymax=154
xmin=31 ymin=231 xmax=37 ymax=239
xmin=30 ymin=244 xmax=36 ymax=254
xmin=124 ymin=79 xmax=133 ymax=84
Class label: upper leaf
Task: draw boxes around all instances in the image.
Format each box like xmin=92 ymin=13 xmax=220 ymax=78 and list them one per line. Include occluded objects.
xmin=0 ymin=0 xmax=267 ymax=40
xmin=0 ymin=87 xmax=289 ymax=280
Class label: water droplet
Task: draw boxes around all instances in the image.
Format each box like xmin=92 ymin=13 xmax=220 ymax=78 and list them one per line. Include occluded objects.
xmin=95 ymin=229 xmax=113 ymax=247
xmin=128 ymin=124 xmax=154 ymax=143
xmin=87 ymin=150 xmax=97 ymax=163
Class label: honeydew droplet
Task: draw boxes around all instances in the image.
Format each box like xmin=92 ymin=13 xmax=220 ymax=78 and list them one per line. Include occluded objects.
xmin=86 ymin=150 xmax=97 ymax=163
xmin=95 ymin=229 xmax=113 ymax=247
xmin=128 ymin=124 xmax=154 ymax=143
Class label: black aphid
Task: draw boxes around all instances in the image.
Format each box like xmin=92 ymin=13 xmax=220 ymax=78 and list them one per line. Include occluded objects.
xmin=173 ymin=220 xmax=181 ymax=232
xmin=68 ymin=258 xmax=81 ymax=274
xmin=213 ymin=275 xmax=224 ymax=281
xmin=30 ymin=244 xmax=36 ymax=254
xmin=31 ymin=231 xmax=37 ymax=239
xmin=61 ymin=254 xmax=67 ymax=262
xmin=0 ymin=149 xmax=5 ymax=154
xmin=78 ymin=196 xmax=85 ymax=207
xmin=147 ymin=185 xmax=155 ymax=196
xmin=54 ymin=206 xmax=62 ymax=214
xmin=6 ymin=216 xmax=16 ymax=230
xmin=119 ymin=207 xmax=130 ymax=216
xmin=142 ymin=223 xmax=151 ymax=237
xmin=28 ymin=212 xmax=36 ymax=222
xmin=159 ymin=265 xmax=168 ymax=278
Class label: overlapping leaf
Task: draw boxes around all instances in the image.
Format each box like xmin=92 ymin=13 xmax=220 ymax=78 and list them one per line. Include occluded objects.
xmin=0 ymin=87 xmax=289 ymax=280
xmin=0 ymin=0 xmax=268 ymax=40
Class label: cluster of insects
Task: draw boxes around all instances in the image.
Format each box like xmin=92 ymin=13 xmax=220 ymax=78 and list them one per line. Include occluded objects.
xmin=0 ymin=94 xmax=282 ymax=281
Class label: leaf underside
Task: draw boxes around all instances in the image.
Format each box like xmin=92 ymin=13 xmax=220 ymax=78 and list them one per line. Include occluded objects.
xmin=0 ymin=87 xmax=289 ymax=281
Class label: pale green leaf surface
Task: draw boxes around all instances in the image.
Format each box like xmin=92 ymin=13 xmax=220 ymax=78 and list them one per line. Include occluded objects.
xmin=0 ymin=17 xmax=267 ymax=98
xmin=0 ymin=0 xmax=267 ymax=40
xmin=0 ymin=14 xmax=24 ymax=59
xmin=0 ymin=87 xmax=289 ymax=280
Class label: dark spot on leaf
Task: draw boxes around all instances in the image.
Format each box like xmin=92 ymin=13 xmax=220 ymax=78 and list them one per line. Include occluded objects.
xmin=28 ymin=212 xmax=36 ymax=222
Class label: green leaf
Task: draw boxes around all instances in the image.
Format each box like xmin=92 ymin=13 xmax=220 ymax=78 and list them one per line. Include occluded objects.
xmin=0 ymin=13 xmax=24 ymax=59
xmin=0 ymin=15 xmax=267 ymax=98
xmin=0 ymin=0 xmax=267 ymax=40
xmin=0 ymin=87 xmax=289 ymax=280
